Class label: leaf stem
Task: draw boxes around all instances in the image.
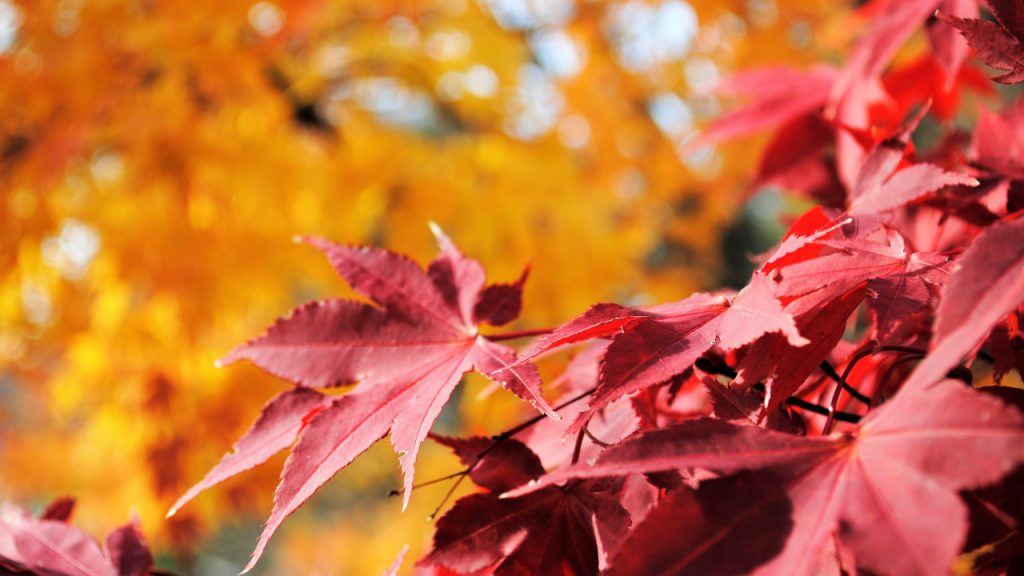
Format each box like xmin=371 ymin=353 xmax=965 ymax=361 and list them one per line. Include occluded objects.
xmin=429 ymin=472 xmax=470 ymax=520
xmin=388 ymin=469 xmax=470 ymax=497
xmin=875 ymin=353 xmax=926 ymax=405
xmin=571 ymin=428 xmax=586 ymax=465
xmin=406 ymin=388 xmax=595 ymax=516
xmin=483 ymin=327 xmax=555 ymax=342
xmin=583 ymin=426 xmax=612 ymax=448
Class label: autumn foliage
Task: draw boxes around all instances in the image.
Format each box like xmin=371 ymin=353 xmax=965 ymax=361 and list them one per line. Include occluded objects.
xmin=6 ymin=0 xmax=1024 ymax=574
xmin=161 ymin=0 xmax=1024 ymax=572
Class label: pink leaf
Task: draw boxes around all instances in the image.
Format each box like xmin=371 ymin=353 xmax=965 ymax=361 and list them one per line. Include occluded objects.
xmin=168 ymin=387 xmax=330 ymax=518
xmin=903 ymin=217 xmax=1024 ymax=390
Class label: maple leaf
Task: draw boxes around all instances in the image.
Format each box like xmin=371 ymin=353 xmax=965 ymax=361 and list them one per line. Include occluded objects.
xmin=105 ymin=519 xmax=155 ymax=576
xmin=903 ymin=216 xmax=1024 ymax=391
xmin=0 ymin=502 xmax=112 ymax=576
xmin=927 ymin=0 xmax=979 ymax=85
xmin=604 ymin=472 xmax=794 ymax=576
xmin=510 ymin=381 xmax=1024 ymax=575
xmin=971 ymin=100 xmax=1024 ymax=180
xmin=432 ymin=435 xmax=546 ymax=494
xmin=189 ymin=227 xmax=556 ymax=572
xmin=166 ymin=387 xmax=332 ymax=518
xmin=0 ymin=501 xmax=157 ymax=576
xmin=753 ymin=115 xmax=845 ymax=207
xmin=847 ymin=134 xmax=978 ymax=216
xmin=519 ymin=276 xmax=805 ymax=436
xmin=687 ymin=66 xmax=837 ymax=151
xmin=941 ymin=0 xmax=1024 ymax=84
xmin=733 ymin=287 xmax=866 ymax=415
xmin=774 ymin=227 xmax=950 ymax=315
xmin=421 ymin=461 xmax=629 ymax=576
xmin=830 ymin=0 xmax=944 ymax=107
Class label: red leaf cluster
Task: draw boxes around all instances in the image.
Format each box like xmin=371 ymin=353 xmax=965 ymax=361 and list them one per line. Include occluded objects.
xmin=172 ymin=1 xmax=1024 ymax=574
xmin=0 ymin=499 xmax=162 ymax=576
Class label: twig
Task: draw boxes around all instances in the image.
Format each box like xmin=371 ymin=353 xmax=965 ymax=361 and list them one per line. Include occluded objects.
xmin=786 ymin=397 xmax=861 ymax=423
xmin=823 ymin=344 xmax=930 ymax=434
xmin=819 ymin=360 xmax=871 ymax=405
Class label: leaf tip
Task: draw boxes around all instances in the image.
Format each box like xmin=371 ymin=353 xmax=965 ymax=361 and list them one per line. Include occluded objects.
xmin=427 ymin=221 xmax=455 ymax=253
xmin=427 ymin=220 xmax=443 ymax=238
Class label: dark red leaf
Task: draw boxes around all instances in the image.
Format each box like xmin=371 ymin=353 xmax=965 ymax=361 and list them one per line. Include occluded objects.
xmin=473 ymin=266 xmax=529 ymax=327
xmin=421 ymin=480 xmax=628 ymax=576
xmin=432 ymin=436 xmax=545 ymax=493
xmin=734 ymin=287 xmax=865 ymax=414
xmin=605 ymin=473 xmax=793 ymax=576
xmin=940 ymin=7 xmax=1024 ymax=84
xmin=41 ymin=498 xmax=76 ymax=523
xmin=105 ymin=519 xmax=154 ymax=576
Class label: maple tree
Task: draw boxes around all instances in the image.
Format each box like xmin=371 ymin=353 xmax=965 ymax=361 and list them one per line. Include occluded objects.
xmin=7 ymin=0 xmax=1024 ymax=575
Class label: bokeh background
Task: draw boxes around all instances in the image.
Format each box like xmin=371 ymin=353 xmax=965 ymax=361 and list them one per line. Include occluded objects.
xmin=0 ymin=1 xmax=843 ymax=573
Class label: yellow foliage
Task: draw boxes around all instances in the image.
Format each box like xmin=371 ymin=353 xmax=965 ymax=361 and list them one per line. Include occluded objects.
xmin=0 ymin=0 xmax=844 ymax=572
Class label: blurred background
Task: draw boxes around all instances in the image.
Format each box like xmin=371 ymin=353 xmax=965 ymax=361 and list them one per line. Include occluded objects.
xmin=0 ymin=1 xmax=842 ymax=573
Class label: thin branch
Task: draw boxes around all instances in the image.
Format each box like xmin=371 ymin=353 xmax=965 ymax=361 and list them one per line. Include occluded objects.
xmin=786 ymin=397 xmax=861 ymax=423
xmin=819 ymin=360 xmax=871 ymax=405
xmin=495 ymin=389 xmax=594 ymax=444
xmin=823 ymin=344 xmax=930 ymax=434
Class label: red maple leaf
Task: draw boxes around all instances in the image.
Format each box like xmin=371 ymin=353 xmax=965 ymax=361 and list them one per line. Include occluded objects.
xmin=685 ymin=66 xmax=837 ymax=153
xmin=927 ymin=0 xmax=979 ymax=85
xmin=421 ymin=438 xmax=630 ymax=576
xmin=510 ymin=381 xmax=1024 ymax=575
xmin=517 ymin=274 xmax=805 ymax=436
xmin=0 ymin=500 xmax=156 ymax=576
xmin=173 ymin=226 xmax=556 ymax=572
xmin=941 ymin=0 xmax=1024 ymax=84
xmin=903 ymin=216 xmax=1024 ymax=391
xmin=846 ymin=130 xmax=977 ymax=216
